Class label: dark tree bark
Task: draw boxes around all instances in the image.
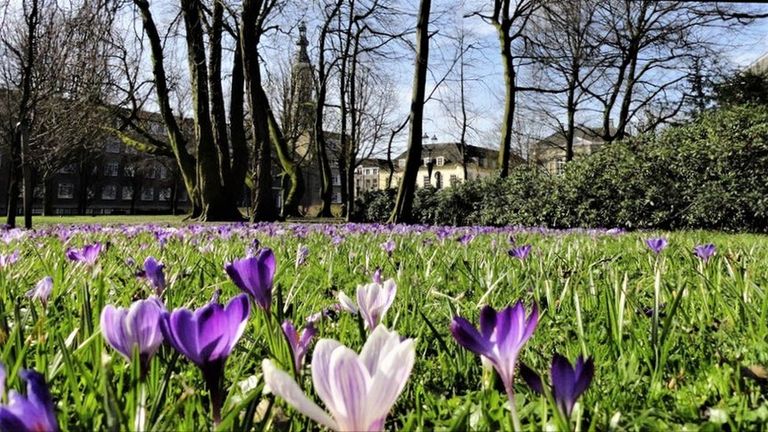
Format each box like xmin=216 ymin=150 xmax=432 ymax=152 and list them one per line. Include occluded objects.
xmin=313 ymin=1 xmax=343 ymax=217
xmin=133 ymin=0 xmax=201 ymax=217
xmin=389 ymin=0 xmax=431 ymax=224
xmin=241 ymin=0 xmax=277 ymax=222
xmin=180 ymin=0 xmax=242 ymax=221
xmin=5 ymin=0 xmax=38 ymax=228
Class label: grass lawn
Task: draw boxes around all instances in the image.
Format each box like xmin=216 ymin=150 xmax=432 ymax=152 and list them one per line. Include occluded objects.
xmin=0 ymin=224 xmax=766 ymax=430
xmin=26 ymin=214 xmax=188 ymax=225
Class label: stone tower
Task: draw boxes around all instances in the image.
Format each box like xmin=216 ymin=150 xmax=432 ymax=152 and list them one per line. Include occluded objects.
xmin=290 ymin=22 xmax=315 ymax=137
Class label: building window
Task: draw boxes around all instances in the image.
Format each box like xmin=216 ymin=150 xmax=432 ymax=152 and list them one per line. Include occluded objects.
xmin=122 ymin=186 xmax=134 ymax=200
xmin=104 ymin=161 xmax=119 ymax=177
xmin=332 ymin=174 xmax=341 ymax=186
xmin=423 ymin=175 xmax=430 ymax=187
xmin=423 ymin=157 xmax=431 ymax=166
xmin=101 ymin=185 xmax=117 ymax=200
xmin=372 ymin=179 xmax=378 ymax=189
xmin=365 ymin=179 xmax=372 ymax=189
xmin=159 ymin=166 xmax=168 ymax=180
xmin=146 ymin=165 xmax=158 ymax=179
xmin=332 ymin=192 xmax=342 ymax=203
xmin=105 ymin=141 xmax=121 ymax=153
xmin=159 ymin=188 xmax=172 ymax=201
xmin=57 ymin=183 xmax=74 ymax=199
xmin=450 ymin=174 xmax=459 ymax=186
xmin=435 ymin=172 xmax=443 ymax=189
xmin=58 ymin=164 xmax=76 ymax=174
xmin=141 ymin=187 xmax=154 ymax=201
xmin=436 ymin=156 xmax=444 ymax=166
xmin=556 ymin=159 xmax=566 ymax=176
xmin=124 ymin=165 xmax=136 ymax=177
xmin=364 ymin=168 xmax=371 ymax=176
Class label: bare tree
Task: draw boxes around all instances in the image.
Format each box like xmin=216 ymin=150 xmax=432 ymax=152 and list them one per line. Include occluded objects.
xmin=389 ymin=0 xmax=430 ymax=224
xmin=469 ymin=0 xmax=541 ymax=177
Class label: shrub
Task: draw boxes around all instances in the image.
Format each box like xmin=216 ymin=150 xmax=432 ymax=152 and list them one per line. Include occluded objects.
xmin=353 ymin=105 xmax=768 ymax=231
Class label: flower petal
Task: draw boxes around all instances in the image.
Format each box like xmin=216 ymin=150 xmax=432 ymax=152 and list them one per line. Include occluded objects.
xmin=328 ymin=347 xmax=371 ymax=431
xmin=366 ymin=338 xmax=415 ymax=425
xmin=450 ymin=317 xmax=491 ymax=357
xmin=311 ymin=339 xmax=344 ymax=419
xmin=262 ymin=359 xmax=337 ymax=430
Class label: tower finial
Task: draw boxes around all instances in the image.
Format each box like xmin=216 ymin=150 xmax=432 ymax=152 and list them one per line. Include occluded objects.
xmin=295 ymin=20 xmax=310 ymax=63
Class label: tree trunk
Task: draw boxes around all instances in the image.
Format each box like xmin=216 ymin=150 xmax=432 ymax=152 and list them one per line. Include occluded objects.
xmin=5 ymin=146 xmax=20 ymax=227
xmin=181 ymin=0 xmax=242 ymax=222
xmin=20 ymin=122 xmax=32 ymax=228
xmin=389 ymin=0 xmax=431 ymax=224
xmin=43 ymin=177 xmax=53 ymax=216
xmin=497 ymin=26 xmax=515 ymax=178
xmin=266 ymin=103 xmax=303 ymax=217
xmin=134 ymin=0 xmax=200 ymax=219
xmin=313 ymin=3 xmax=341 ymax=217
xmin=241 ymin=0 xmax=277 ymax=222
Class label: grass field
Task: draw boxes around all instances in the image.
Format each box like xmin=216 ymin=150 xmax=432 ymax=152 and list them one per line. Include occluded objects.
xmin=0 ymin=223 xmax=766 ymax=430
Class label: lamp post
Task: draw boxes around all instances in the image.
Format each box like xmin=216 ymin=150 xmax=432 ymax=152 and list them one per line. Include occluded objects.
xmin=424 ymin=134 xmax=437 ymax=186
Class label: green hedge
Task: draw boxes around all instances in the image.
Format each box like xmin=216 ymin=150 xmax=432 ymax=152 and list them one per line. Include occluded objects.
xmin=355 ymin=105 xmax=768 ymax=231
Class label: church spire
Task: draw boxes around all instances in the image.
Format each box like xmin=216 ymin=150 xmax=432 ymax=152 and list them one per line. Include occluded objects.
xmin=296 ymin=21 xmax=310 ymax=64
xmin=290 ymin=20 xmax=315 ymax=137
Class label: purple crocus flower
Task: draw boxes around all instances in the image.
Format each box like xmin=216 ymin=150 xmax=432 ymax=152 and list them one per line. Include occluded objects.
xmin=457 ymin=233 xmax=475 ymax=246
xmin=508 ymin=244 xmax=532 ymax=260
xmin=66 ymin=243 xmax=102 ymax=266
xmin=693 ymin=243 xmax=715 ymax=262
xmin=281 ymin=320 xmax=317 ymax=375
xmin=263 ymin=325 xmax=415 ymax=431
xmin=372 ymin=268 xmax=382 ymax=284
xmin=645 ymin=238 xmax=668 ymax=254
xmin=0 ymin=366 xmax=59 ymax=432
xmin=225 ymin=248 xmax=275 ymax=311
xmin=0 ymin=251 xmax=19 ymax=269
xmin=380 ymin=239 xmax=396 ymax=257
xmin=338 ymin=279 xmax=397 ymax=330
xmin=160 ymin=294 xmax=250 ymax=424
xmin=520 ymin=354 xmax=594 ymax=419
xmin=101 ymin=297 xmax=165 ymax=375
xmin=451 ymin=302 xmax=539 ymax=402
xmin=26 ymin=276 xmax=53 ymax=308
xmin=138 ymin=257 xmax=166 ymax=296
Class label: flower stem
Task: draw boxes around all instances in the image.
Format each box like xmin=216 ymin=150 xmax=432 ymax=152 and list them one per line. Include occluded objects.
xmin=202 ymin=361 xmax=225 ymax=426
xmin=506 ymin=386 xmax=522 ymax=432
xmin=134 ymin=379 xmax=147 ymax=432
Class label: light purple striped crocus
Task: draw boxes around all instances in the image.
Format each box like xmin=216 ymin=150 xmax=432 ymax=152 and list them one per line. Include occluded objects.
xmin=645 ymin=238 xmax=668 ymax=254
xmin=139 ymin=257 xmax=166 ymax=296
xmin=0 ymin=250 xmax=19 ymax=269
xmin=263 ymin=325 xmax=415 ymax=431
xmin=101 ymin=297 xmax=165 ymax=375
xmin=26 ymin=276 xmax=53 ymax=308
xmin=66 ymin=243 xmax=103 ymax=266
xmin=693 ymin=243 xmax=715 ymax=262
xmin=282 ymin=319 xmax=317 ymax=374
xmin=508 ymin=244 xmax=532 ymax=260
xmin=338 ymin=278 xmax=397 ymax=330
